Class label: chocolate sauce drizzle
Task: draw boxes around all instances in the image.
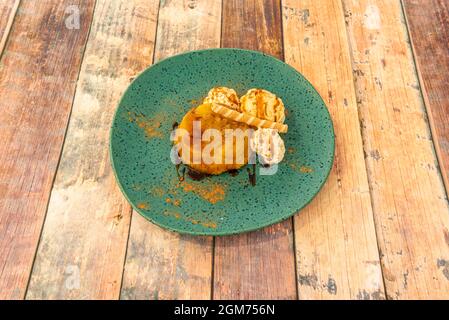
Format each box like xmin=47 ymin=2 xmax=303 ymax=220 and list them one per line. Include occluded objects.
xmin=186 ymin=168 xmax=209 ymax=181
xmin=247 ymin=164 xmax=257 ymax=186
xmin=175 ymin=164 xmax=257 ymax=186
xmin=176 ymin=163 xmax=186 ymax=181
xmin=228 ymin=169 xmax=239 ymax=177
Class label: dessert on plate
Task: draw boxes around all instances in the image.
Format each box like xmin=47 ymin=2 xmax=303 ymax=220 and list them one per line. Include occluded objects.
xmin=177 ymin=102 xmax=251 ymax=175
xmin=174 ymin=87 xmax=288 ymax=176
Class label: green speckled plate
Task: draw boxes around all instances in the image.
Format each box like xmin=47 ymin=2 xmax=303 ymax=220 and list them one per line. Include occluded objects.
xmin=110 ymin=48 xmax=334 ymax=236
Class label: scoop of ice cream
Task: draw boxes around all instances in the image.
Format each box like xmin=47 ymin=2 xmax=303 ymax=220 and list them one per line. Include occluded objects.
xmin=250 ymin=128 xmax=285 ymax=165
xmin=203 ymin=87 xmax=240 ymax=111
xmin=240 ymin=89 xmax=285 ymax=123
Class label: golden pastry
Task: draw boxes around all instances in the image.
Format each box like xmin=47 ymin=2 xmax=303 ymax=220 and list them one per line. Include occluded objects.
xmin=176 ymin=103 xmax=250 ymax=175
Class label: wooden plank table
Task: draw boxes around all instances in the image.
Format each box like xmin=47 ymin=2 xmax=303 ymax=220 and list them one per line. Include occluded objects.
xmin=1 ymin=0 xmax=448 ymax=300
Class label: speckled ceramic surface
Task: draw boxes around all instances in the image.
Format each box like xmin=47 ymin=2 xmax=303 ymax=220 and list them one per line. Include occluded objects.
xmin=110 ymin=48 xmax=334 ymax=235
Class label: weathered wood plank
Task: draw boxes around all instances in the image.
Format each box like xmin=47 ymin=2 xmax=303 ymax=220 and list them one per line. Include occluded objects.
xmin=120 ymin=0 xmax=222 ymax=300
xmin=221 ymin=0 xmax=284 ymax=58
xmin=0 ymin=0 xmax=20 ymax=55
xmin=26 ymin=0 xmax=159 ymax=299
xmin=0 ymin=0 xmax=95 ymax=299
xmin=213 ymin=0 xmax=297 ymax=300
xmin=403 ymin=0 xmax=449 ymax=192
xmin=343 ymin=0 xmax=449 ymax=299
xmin=282 ymin=0 xmax=385 ymax=299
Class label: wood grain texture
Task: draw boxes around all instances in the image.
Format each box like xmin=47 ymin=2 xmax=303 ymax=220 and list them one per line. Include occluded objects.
xmin=120 ymin=0 xmax=222 ymax=300
xmin=343 ymin=0 xmax=449 ymax=299
xmin=0 ymin=0 xmax=95 ymax=299
xmin=0 ymin=0 xmax=20 ymax=55
xmin=403 ymin=0 xmax=449 ymax=192
xmin=221 ymin=0 xmax=283 ymax=58
xmin=214 ymin=0 xmax=297 ymax=300
xmin=26 ymin=0 xmax=159 ymax=299
xmin=282 ymin=0 xmax=385 ymax=299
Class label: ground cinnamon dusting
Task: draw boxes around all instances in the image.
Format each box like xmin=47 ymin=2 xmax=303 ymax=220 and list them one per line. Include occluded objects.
xmin=289 ymin=162 xmax=314 ymax=174
xmin=300 ymin=165 xmax=313 ymax=173
xmin=179 ymin=181 xmax=226 ymax=204
xmin=165 ymin=198 xmax=181 ymax=207
xmin=127 ymin=111 xmax=164 ymax=139
xmin=188 ymin=98 xmax=202 ymax=106
xmin=163 ymin=210 xmax=217 ymax=229
xmin=201 ymin=221 xmax=218 ymax=229
xmin=151 ymin=186 xmax=164 ymax=197
xmin=137 ymin=202 xmax=149 ymax=210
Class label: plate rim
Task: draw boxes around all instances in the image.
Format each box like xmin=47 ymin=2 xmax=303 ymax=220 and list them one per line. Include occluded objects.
xmin=109 ymin=48 xmax=335 ymax=236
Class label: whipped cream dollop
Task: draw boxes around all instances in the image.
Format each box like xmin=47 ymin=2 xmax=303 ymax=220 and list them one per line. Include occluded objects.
xmin=250 ymin=128 xmax=285 ymax=165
